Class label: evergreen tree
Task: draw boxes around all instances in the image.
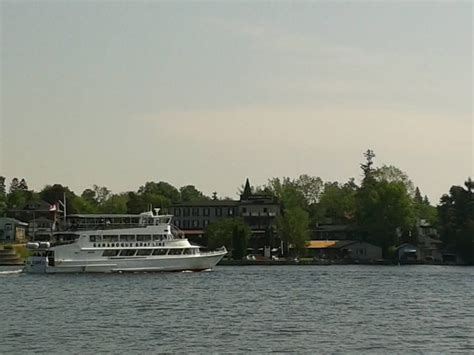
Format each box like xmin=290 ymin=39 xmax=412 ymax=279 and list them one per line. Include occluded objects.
xmin=438 ymin=179 xmax=474 ymax=264
xmin=360 ymin=149 xmax=376 ymax=183
xmin=18 ymin=178 xmax=28 ymax=191
xmin=355 ymin=150 xmax=415 ymax=256
xmin=232 ymin=224 xmax=248 ymax=260
xmin=0 ymin=176 xmax=6 ymax=216
xmin=414 ymin=187 xmax=423 ymax=204
xmin=9 ymin=178 xmax=19 ymax=193
xmin=0 ymin=176 xmax=5 ymax=196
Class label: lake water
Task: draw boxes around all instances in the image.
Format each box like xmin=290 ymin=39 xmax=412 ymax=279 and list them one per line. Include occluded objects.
xmin=0 ymin=265 xmax=472 ymax=353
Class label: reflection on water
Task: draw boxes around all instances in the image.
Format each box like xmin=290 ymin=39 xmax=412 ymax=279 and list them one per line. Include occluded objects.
xmin=0 ymin=265 xmax=473 ymax=353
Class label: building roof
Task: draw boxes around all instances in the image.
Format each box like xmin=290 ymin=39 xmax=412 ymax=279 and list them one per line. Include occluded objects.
xmin=306 ymin=240 xmax=338 ymax=249
xmin=171 ymin=200 xmax=239 ymax=207
xmin=0 ymin=217 xmax=28 ymax=226
xmin=306 ymin=240 xmax=378 ymax=250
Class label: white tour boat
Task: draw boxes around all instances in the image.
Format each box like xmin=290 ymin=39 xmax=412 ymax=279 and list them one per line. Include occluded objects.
xmin=25 ymin=210 xmax=227 ymax=273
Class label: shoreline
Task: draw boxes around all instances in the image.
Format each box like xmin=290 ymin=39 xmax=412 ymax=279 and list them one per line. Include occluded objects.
xmin=218 ymin=259 xmax=466 ymax=266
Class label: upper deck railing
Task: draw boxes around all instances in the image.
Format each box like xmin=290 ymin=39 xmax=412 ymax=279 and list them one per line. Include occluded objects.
xmin=60 ymin=212 xmax=173 ymax=231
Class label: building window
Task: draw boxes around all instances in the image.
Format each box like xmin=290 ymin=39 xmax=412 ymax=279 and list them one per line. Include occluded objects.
xmin=228 ymin=208 xmax=234 ymax=216
xmin=203 ymin=208 xmax=210 ymax=216
xmin=203 ymin=220 xmax=210 ymax=228
xmin=5 ymin=224 xmax=12 ymax=231
xmin=192 ymin=220 xmax=199 ymax=228
xmin=192 ymin=208 xmax=199 ymax=216
xmin=174 ymin=220 xmax=180 ymax=228
xmin=242 ymin=207 xmax=247 ymax=213
xmin=264 ymin=208 xmax=268 ymax=213
xmin=174 ymin=208 xmax=181 ymax=216
xmin=216 ymin=207 xmax=222 ymax=217
xmin=183 ymin=208 xmax=190 ymax=217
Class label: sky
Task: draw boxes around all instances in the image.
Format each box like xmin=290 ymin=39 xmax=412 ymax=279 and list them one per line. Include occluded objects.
xmin=1 ymin=1 xmax=472 ymax=203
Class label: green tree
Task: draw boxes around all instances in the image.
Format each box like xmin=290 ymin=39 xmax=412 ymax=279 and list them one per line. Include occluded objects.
xmin=0 ymin=176 xmax=5 ymax=196
xmin=231 ymin=224 xmax=249 ymax=260
xmin=0 ymin=176 xmax=6 ymax=215
xmin=6 ymin=189 xmax=37 ymax=210
xmin=126 ymin=192 xmax=148 ymax=214
xmin=180 ymin=185 xmax=209 ymax=202
xmin=314 ymin=180 xmax=357 ymax=224
xmin=438 ymin=179 xmax=474 ymax=264
xmin=99 ymin=193 xmax=129 ymax=214
xmin=277 ymin=206 xmax=310 ymax=257
xmin=18 ymin=178 xmax=28 ymax=191
xmin=266 ymin=177 xmax=307 ymax=209
xmin=205 ymin=218 xmax=250 ymax=256
xmin=413 ymin=187 xmax=438 ymax=226
xmin=373 ymin=165 xmax=415 ymax=196
xmin=9 ymin=178 xmax=19 ymax=193
xmin=355 ymin=150 xmax=416 ymax=256
xmin=93 ymin=185 xmax=111 ymax=205
xmin=294 ymin=174 xmax=324 ymax=205
xmin=40 ymin=184 xmax=77 ymax=214
xmin=138 ymin=181 xmax=180 ymax=203
xmin=72 ymin=195 xmax=98 ymax=214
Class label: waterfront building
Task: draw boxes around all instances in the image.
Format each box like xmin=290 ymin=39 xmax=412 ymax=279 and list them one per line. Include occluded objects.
xmin=0 ymin=217 xmax=28 ymax=243
xmin=7 ymin=199 xmax=58 ymax=240
xmin=306 ymin=240 xmax=382 ymax=262
xmin=171 ymin=178 xmax=280 ymax=248
xmin=396 ymin=243 xmax=419 ymax=263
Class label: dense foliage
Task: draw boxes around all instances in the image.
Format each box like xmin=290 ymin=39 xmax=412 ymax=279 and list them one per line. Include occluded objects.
xmin=437 ymin=180 xmax=474 ymax=264
xmin=204 ymin=218 xmax=250 ymax=259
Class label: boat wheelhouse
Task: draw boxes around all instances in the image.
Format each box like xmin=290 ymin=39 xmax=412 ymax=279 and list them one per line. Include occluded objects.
xmin=25 ymin=211 xmax=226 ymax=273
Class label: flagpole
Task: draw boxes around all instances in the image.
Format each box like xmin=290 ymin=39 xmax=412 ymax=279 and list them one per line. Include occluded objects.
xmin=63 ymin=193 xmax=67 ymax=222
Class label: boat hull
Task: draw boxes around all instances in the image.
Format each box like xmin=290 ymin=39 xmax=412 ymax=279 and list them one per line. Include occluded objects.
xmin=25 ymin=252 xmax=226 ymax=274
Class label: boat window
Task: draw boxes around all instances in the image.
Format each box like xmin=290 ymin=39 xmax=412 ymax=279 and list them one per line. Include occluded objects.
xmin=184 ymin=249 xmax=194 ymax=255
xmin=119 ymin=249 xmax=136 ymax=257
xmin=152 ymin=249 xmax=168 ymax=255
xmin=120 ymin=235 xmax=135 ymax=242
xmin=137 ymin=249 xmax=152 ymax=256
xmin=89 ymin=235 xmax=97 ymax=242
xmin=153 ymin=235 xmax=161 ymax=241
xmin=103 ymin=250 xmax=120 ymax=257
xmin=168 ymin=249 xmax=183 ymax=255
xmin=136 ymin=235 xmax=151 ymax=242
xmin=103 ymin=235 xmax=119 ymax=242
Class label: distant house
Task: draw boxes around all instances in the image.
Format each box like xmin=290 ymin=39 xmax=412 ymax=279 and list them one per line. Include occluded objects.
xmin=417 ymin=235 xmax=443 ymax=262
xmin=7 ymin=200 xmax=58 ymax=240
xmin=0 ymin=217 xmax=28 ymax=243
xmin=396 ymin=243 xmax=419 ymax=263
xmin=306 ymin=240 xmax=382 ymax=261
xmin=416 ymin=219 xmax=438 ymax=238
xmin=8 ymin=199 xmax=57 ymax=222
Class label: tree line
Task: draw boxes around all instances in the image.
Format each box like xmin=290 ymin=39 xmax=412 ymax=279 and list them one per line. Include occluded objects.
xmin=0 ymin=150 xmax=472 ymax=262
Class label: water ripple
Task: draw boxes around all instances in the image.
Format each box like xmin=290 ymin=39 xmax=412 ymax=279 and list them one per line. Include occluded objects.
xmin=0 ymin=265 xmax=472 ymax=353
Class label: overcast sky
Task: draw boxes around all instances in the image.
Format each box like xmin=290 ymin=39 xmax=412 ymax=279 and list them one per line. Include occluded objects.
xmin=1 ymin=1 xmax=472 ymax=203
